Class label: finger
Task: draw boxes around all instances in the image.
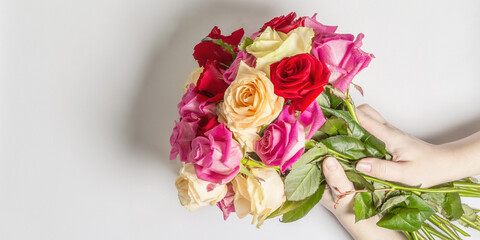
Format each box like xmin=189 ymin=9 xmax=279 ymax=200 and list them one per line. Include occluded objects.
xmin=356 ymin=109 xmax=400 ymax=147
xmin=356 ymin=158 xmax=408 ymax=183
xmin=356 ymin=104 xmax=387 ymax=124
xmin=323 ymin=157 xmax=355 ymax=198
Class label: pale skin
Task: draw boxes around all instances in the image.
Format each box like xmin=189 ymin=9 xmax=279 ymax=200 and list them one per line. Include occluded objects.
xmin=319 ymin=104 xmax=480 ymax=240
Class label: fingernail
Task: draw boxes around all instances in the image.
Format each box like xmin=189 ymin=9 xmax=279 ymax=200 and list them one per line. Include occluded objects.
xmin=356 ymin=161 xmax=371 ymax=173
xmin=325 ymin=157 xmax=338 ymax=171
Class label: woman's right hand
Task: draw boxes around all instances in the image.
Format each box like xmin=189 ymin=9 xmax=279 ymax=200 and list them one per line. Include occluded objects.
xmin=354 ymin=104 xmax=480 ymax=188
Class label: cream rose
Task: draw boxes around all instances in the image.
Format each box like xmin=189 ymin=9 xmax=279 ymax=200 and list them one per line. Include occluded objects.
xmin=246 ymin=26 xmax=314 ymax=75
xmin=175 ymin=163 xmax=227 ymax=212
xmin=218 ymin=61 xmax=284 ymax=150
xmin=232 ymin=166 xmax=286 ymax=227
xmin=183 ymin=66 xmax=204 ymax=93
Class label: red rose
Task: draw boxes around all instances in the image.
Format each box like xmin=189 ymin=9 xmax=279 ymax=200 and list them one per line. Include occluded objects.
xmin=196 ymin=116 xmax=220 ymax=137
xmin=270 ymin=53 xmax=330 ymax=113
xmin=259 ymin=12 xmax=305 ymax=34
xmin=195 ymin=61 xmax=228 ymax=103
xmin=193 ymin=27 xmax=244 ymax=69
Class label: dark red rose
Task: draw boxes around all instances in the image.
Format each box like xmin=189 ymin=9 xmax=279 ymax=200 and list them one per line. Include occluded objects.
xmin=259 ymin=12 xmax=305 ymax=34
xmin=270 ymin=53 xmax=330 ymax=113
xmin=207 ymin=26 xmax=244 ymax=46
xmin=196 ymin=116 xmax=220 ymax=137
xmin=193 ymin=27 xmax=245 ymax=69
xmin=195 ymin=61 xmax=228 ymax=103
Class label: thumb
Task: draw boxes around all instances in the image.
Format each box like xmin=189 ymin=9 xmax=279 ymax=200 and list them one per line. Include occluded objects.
xmin=356 ymin=158 xmax=407 ymax=183
xmin=323 ymin=157 xmax=354 ymax=199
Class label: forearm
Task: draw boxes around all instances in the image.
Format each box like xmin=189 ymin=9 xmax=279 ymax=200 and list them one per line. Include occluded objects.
xmin=441 ymin=131 xmax=480 ymax=177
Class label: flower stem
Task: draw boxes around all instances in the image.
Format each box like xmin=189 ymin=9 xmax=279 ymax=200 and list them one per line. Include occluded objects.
xmin=428 ymin=215 xmax=461 ymax=240
xmin=423 ymin=223 xmax=451 ymax=240
xmin=344 ymin=91 xmax=360 ymax=124
xmin=420 ymin=225 xmax=435 ymax=240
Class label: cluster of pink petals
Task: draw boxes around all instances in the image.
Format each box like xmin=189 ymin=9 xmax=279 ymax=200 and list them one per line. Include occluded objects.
xmin=278 ymin=101 xmax=326 ymax=140
xmin=216 ymin=183 xmax=236 ymax=220
xmin=222 ymin=51 xmax=256 ymax=85
xmin=189 ymin=123 xmax=243 ymax=184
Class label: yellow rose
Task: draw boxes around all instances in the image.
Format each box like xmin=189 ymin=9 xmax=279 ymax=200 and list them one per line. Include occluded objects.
xmin=232 ymin=166 xmax=286 ymax=227
xmin=183 ymin=66 xmax=204 ymax=93
xmin=175 ymin=163 xmax=227 ymax=212
xmin=246 ymin=26 xmax=314 ymax=75
xmin=218 ymin=61 xmax=284 ymax=150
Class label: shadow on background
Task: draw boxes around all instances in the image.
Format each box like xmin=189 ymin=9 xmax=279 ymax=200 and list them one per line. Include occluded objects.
xmin=125 ymin=1 xmax=276 ymax=174
xmin=423 ymin=116 xmax=480 ymax=144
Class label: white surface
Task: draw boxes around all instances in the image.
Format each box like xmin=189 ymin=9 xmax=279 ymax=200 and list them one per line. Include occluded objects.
xmin=1 ymin=0 xmax=480 ymax=239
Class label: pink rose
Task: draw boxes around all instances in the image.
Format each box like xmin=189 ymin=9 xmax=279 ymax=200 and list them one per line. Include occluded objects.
xmin=222 ymin=51 xmax=256 ymax=85
xmin=254 ymin=115 xmax=305 ymax=173
xmin=304 ymin=13 xmax=337 ymax=35
xmin=178 ymin=84 xmax=216 ymax=121
xmin=170 ymin=118 xmax=198 ymax=163
xmin=216 ymin=183 xmax=236 ymax=220
xmin=189 ymin=123 xmax=242 ymax=184
xmin=311 ymin=32 xmax=374 ymax=93
xmin=278 ymin=101 xmax=326 ymax=140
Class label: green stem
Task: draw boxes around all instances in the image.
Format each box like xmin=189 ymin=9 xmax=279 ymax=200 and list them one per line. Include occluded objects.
xmin=327 ymin=149 xmax=352 ymax=161
xmin=429 ymin=215 xmax=461 ymax=240
xmin=420 ymin=225 xmax=435 ymax=240
xmin=403 ymin=231 xmax=414 ymax=240
xmin=344 ymin=91 xmax=360 ymax=124
xmin=460 ymin=216 xmax=480 ymax=231
xmin=435 ymin=215 xmax=470 ymax=237
xmin=423 ymin=223 xmax=451 ymax=240
xmin=454 ymin=181 xmax=480 ymax=188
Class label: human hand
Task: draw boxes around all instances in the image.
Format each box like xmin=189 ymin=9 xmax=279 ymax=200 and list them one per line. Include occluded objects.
xmin=320 ymin=157 xmax=405 ymax=240
xmin=354 ymin=104 xmax=480 ymax=188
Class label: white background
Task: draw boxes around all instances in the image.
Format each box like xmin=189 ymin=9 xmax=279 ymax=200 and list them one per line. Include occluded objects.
xmin=1 ymin=0 xmax=480 ymax=239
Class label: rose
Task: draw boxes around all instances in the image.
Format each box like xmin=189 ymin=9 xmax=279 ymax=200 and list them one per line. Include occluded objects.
xmin=246 ymin=27 xmax=314 ymax=75
xmin=216 ymin=183 xmax=236 ymax=220
xmin=232 ymin=166 xmax=285 ymax=227
xmin=311 ymin=33 xmax=374 ymax=93
xmin=259 ymin=12 xmax=304 ymax=34
xmin=189 ymin=123 xmax=242 ymax=184
xmin=254 ymin=114 xmax=305 ymax=173
xmin=170 ymin=118 xmax=198 ymax=163
xmin=270 ymin=53 xmax=330 ymax=113
xmin=218 ymin=61 xmax=284 ymax=150
xmin=195 ymin=61 xmax=229 ymax=103
xmin=183 ymin=67 xmax=204 ymax=93
xmin=175 ymin=163 xmax=228 ymax=212
xmin=222 ymin=51 xmax=256 ymax=85
xmin=193 ymin=26 xmax=244 ymax=68
xmin=178 ymin=84 xmax=216 ymax=121
xmin=303 ymin=13 xmax=337 ymax=35
xmin=277 ymin=100 xmax=326 ymax=140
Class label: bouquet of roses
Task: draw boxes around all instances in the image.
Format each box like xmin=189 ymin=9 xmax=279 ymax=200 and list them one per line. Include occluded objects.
xmin=170 ymin=12 xmax=480 ymax=240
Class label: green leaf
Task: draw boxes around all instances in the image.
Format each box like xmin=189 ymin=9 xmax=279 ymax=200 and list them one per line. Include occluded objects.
xmin=372 ymin=182 xmax=387 ymax=209
xmin=377 ymin=208 xmax=424 ymax=231
xmin=238 ymin=37 xmax=253 ymax=51
xmin=321 ymin=135 xmax=367 ymax=160
xmin=320 ymin=106 xmax=387 ymax=158
xmin=281 ymin=184 xmax=326 ymax=223
xmin=354 ymin=192 xmax=378 ymax=222
xmin=421 ymin=189 xmax=464 ymax=220
xmin=346 ymin=171 xmax=375 ymax=192
xmin=380 ymin=195 xmax=410 ymax=214
xmin=239 ymin=164 xmax=256 ymax=179
xmin=284 ymin=163 xmax=322 ymax=201
xmin=319 ymin=117 xmax=349 ymax=136
xmin=406 ymin=194 xmax=436 ymax=220
xmin=292 ymin=145 xmax=327 ymax=169
xmin=316 ymin=91 xmax=330 ymax=108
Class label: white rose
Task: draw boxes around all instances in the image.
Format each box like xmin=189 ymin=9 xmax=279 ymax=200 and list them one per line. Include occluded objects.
xmin=175 ymin=163 xmax=227 ymax=211
xmin=232 ymin=166 xmax=286 ymax=226
xmin=246 ymin=27 xmax=314 ymax=75
xmin=183 ymin=67 xmax=204 ymax=93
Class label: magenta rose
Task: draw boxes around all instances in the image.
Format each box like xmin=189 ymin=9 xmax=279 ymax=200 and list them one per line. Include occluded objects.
xmin=189 ymin=123 xmax=242 ymax=184
xmin=278 ymin=100 xmax=326 ymax=140
xmin=254 ymin=115 xmax=305 ymax=173
xmin=216 ymin=183 xmax=236 ymax=220
xmin=170 ymin=118 xmax=198 ymax=163
xmin=222 ymin=51 xmax=256 ymax=85
xmin=311 ymin=33 xmax=374 ymax=93
xmin=303 ymin=13 xmax=337 ymax=35
xmin=178 ymin=84 xmax=216 ymax=121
